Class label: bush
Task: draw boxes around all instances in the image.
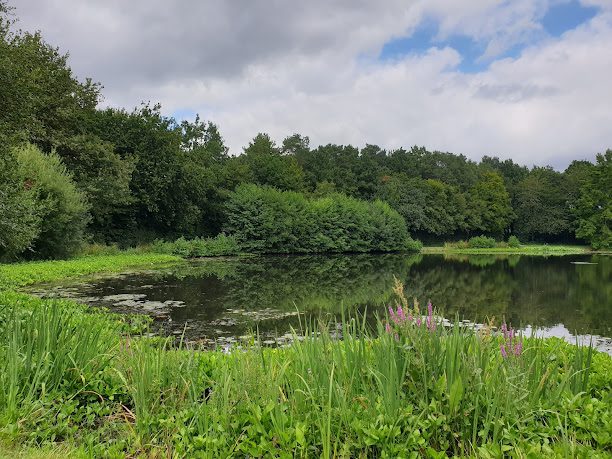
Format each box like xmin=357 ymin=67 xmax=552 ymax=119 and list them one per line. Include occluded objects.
xmin=0 ymin=148 xmax=42 ymax=260
xmin=224 ymin=184 xmax=416 ymax=253
xmin=468 ymin=235 xmax=497 ymax=248
xmin=1 ymin=144 xmax=90 ymax=259
xmin=152 ymin=234 xmax=241 ymax=258
xmin=405 ymin=238 xmax=423 ymax=252
xmin=507 ymin=235 xmax=521 ymax=248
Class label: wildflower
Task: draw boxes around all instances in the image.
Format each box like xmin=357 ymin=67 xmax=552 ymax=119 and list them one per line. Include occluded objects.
xmin=499 ymin=322 xmax=523 ymax=358
xmin=426 ymin=301 xmax=436 ymax=331
xmin=385 ymin=322 xmax=392 ymax=334
xmin=514 ymin=339 xmax=523 ymax=356
xmin=397 ymin=304 xmax=406 ymax=322
xmin=389 ymin=306 xmax=398 ymax=324
xmin=500 ymin=342 xmax=508 ymax=359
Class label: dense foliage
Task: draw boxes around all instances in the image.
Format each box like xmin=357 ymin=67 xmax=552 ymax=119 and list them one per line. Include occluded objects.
xmin=224 ymin=184 xmax=417 ymax=253
xmin=0 ymin=3 xmax=610 ymax=258
xmin=0 ymin=143 xmax=89 ymax=260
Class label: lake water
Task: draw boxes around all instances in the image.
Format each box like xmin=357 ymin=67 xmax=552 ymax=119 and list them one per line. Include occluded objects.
xmin=29 ymin=253 xmax=612 ymax=352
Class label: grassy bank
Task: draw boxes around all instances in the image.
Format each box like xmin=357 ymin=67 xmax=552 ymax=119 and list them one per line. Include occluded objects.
xmin=422 ymin=244 xmax=596 ymax=255
xmin=1 ymin=254 xmax=611 ymax=457
xmin=0 ymin=253 xmax=182 ymax=290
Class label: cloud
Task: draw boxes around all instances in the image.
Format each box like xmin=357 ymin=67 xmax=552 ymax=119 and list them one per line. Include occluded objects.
xmin=11 ymin=0 xmax=612 ymax=168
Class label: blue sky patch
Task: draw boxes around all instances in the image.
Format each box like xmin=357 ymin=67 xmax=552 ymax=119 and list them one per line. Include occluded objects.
xmin=542 ymin=0 xmax=598 ymax=37
xmin=379 ymin=1 xmax=599 ymax=73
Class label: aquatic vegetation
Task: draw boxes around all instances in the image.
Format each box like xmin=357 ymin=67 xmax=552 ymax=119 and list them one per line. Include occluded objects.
xmin=0 ymin=288 xmax=610 ymax=457
xmin=0 ymin=253 xmax=182 ymax=290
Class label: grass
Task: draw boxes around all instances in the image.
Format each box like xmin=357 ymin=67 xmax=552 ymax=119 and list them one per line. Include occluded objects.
xmin=0 ymin=252 xmax=182 ymax=290
xmin=0 ymin=252 xmax=611 ymax=456
xmin=0 ymin=288 xmax=610 ymax=457
xmin=422 ymin=243 xmax=595 ymax=255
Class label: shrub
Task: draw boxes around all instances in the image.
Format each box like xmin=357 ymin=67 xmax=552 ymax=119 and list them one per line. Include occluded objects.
xmin=13 ymin=144 xmax=90 ymax=259
xmin=224 ymin=184 xmax=416 ymax=253
xmin=152 ymin=234 xmax=241 ymax=258
xmin=468 ymin=235 xmax=497 ymax=248
xmin=405 ymin=238 xmax=423 ymax=252
xmin=0 ymin=148 xmax=42 ymax=260
xmin=507 ymin=235 xmax=521 ymax=248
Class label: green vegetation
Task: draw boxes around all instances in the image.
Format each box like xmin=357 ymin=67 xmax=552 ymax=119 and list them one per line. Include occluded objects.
xmin=424 ymin=244 xmax=594 ymax=255
xmin=152 ymin=234 xmax=242 ymax=258
xmin=0 ymin=253 xmax=181 ymax=290
xmin=225 ymin=184 xmax=418 ymax=253
xmin=0 ymin=286 xmax=610 ymax=457
xmin=1 ymin=3 xmax=610 ymax=261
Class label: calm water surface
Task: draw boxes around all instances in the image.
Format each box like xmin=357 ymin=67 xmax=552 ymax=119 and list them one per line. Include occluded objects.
xmin=31 ymin=254 xmax=612 ymax=351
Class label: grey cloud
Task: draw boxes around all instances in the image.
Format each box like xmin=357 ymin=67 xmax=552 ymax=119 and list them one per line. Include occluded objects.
xmin=13 ymin=0 xmax=411 ymax=88
xmin=475 ymin=83 xmax=560 ymax=102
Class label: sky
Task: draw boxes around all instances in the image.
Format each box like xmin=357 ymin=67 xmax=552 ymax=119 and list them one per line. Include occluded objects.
xmin=12 ymin=0 xmax=612 ymax=168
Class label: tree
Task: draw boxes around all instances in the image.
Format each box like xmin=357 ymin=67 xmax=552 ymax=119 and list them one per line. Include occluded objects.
xmin=377 ymin=175 xmax=467 ymax=238
xmin=13 ymin=143 xmax=89 ymax=259
xmin=513 ymin=168 xmax=571 ymax=241
xmin=574 ymin=150 xmax=611 ymax=249
xmin=55 ymin=135 xmax=135 ymax=242
xmin=241 ymin=133 xmax=305 ymax=191
xmin=468 ymin=171 xmax=514 ymax=235
xmin=0 ymin=144 xmax=42 ymax=259
xmin=0 ymin=9 xmax=100 ymax=149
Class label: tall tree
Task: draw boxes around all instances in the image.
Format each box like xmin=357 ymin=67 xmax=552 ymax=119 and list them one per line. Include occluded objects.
xmin=514 ymin=167 xmax=571 ymax=241
xmin=241 ymin=133 xmax=305 ymax=191
xmin=574 ymin=150 xmax=611 ymax=249
xmin=468 ymin=171 xmax=514 ymax=235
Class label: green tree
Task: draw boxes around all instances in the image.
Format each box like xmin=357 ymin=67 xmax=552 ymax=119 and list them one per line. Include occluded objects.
xmin=468 ymin=171 xmax=514 ymax=235
xmin=56 ymin=134 xmax=135 ymax=241
xmin=0 ymin=145 xmax=42 ymax=259
xmin=514 ymin=168 xmax=571 ymax=241
xmin=0 ymin=7 xmax=100 ymax=148
xmin=377 ymin=175 xmax=467 ymax=238
xmin=13 ymin=143 xmax=89 ymax=258
xmin=241 ymin=133 xmax=305 ymax=191
xmin=574 ymin=150 xmax=611 ymax=249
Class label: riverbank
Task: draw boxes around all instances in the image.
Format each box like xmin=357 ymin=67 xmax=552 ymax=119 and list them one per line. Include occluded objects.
xmin=0 ymin=253 xmax=183 ymax=290
xmin=422 ymin=244 xmax=598 ymax=255
xmin=1 ymin=254 xmax=611 ymax=457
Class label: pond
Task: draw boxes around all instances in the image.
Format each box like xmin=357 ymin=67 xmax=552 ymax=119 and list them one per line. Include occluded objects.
xmin=29 ymin=253 xmax=612 ymax=352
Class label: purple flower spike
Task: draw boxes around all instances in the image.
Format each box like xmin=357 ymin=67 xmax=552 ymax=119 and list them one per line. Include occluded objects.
xmin=385 ymin=322 xmax=392 ymax=334
xmin=427 ymin=301 xmax=433 ymax=317
xmin=514 ymin=339 xmax=523 ymax=356
xmin=389 ymin=306 xmax=398 ymax=324
xmin=416 ymin=317 xmax=422 ymax=326
xmin=397 ymin=305 xmax=406 ymax=322
xmin=500 ymin=343 xmax=508 ymax=359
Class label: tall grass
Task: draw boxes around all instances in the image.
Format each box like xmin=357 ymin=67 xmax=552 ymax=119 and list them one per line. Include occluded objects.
xmin=0 ymin=294 xmax=119 ymax=424
xmin=0 ymin=290 xmax=610 ymax=457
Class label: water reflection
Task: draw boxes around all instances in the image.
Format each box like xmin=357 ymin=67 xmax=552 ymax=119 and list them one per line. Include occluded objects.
xmin=30 ymin=254 xmax=611 ymax=348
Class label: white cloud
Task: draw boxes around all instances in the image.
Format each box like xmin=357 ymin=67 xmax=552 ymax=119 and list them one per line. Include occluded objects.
xmin=11 ymin=0 xmax=612 ymax=167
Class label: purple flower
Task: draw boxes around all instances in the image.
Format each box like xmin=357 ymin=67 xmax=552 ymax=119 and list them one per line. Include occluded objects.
xmin=426 ymin=301 xmax=436 ymax=331
xmin=389 ymin=306 xmax=398 ymax=324
xmin=514 ymin=339 xmax=523 ymax=356
xmin=385 ymin=322 xmax=392 ymax=334
xmin=397 ymin=305 xmax=406 ymax=322
xmin=500 ymin=343 xmax=508 ymax=359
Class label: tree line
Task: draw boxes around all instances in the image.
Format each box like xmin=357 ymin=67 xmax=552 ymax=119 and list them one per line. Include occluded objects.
xmin=1 ymin=2 xmax=610 ymax=259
